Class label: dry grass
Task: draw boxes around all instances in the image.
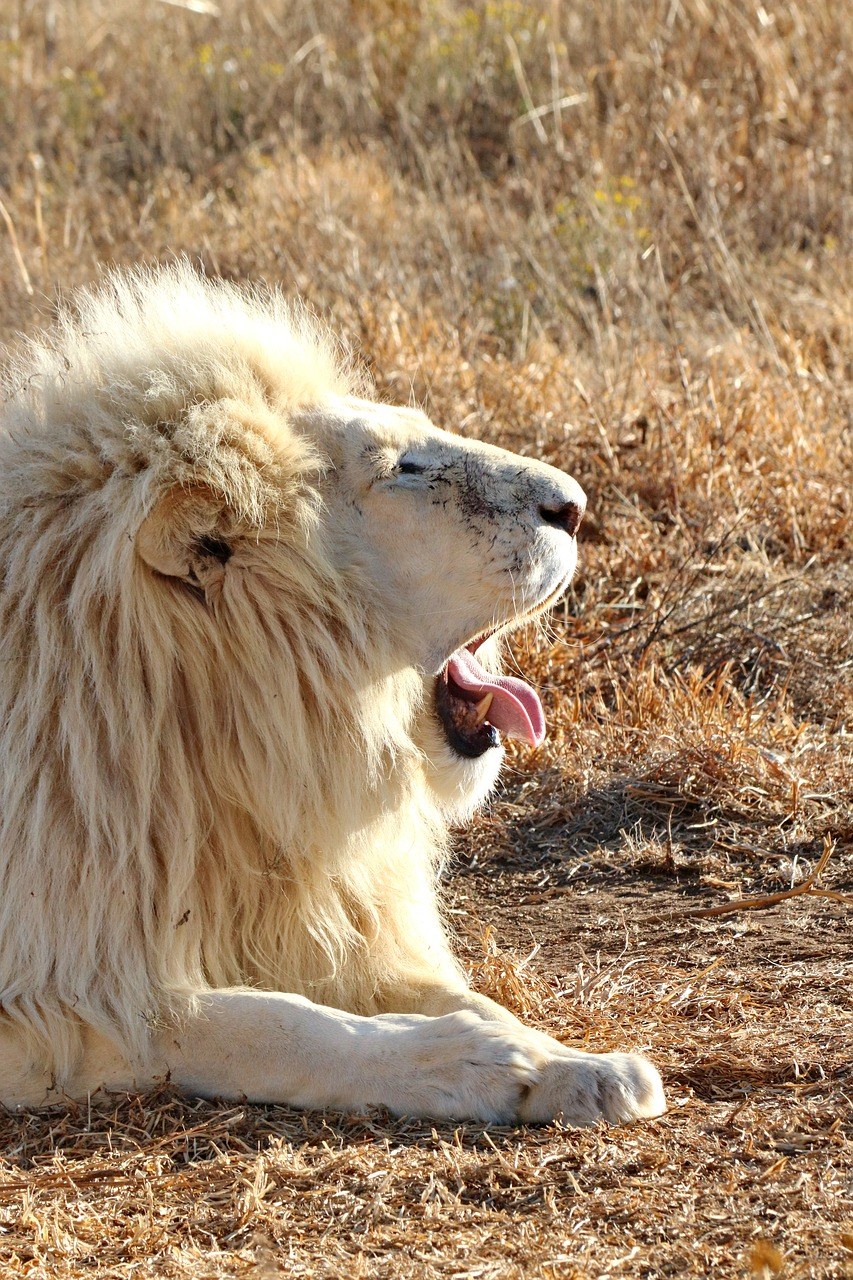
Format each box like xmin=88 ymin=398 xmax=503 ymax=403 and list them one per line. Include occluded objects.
xmin=0 ymin=0 xmax=851 ymax=1276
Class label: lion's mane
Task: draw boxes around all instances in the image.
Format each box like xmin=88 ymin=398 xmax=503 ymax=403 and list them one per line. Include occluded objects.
xmin=0 ymin=267 xmax=462 ymax=1084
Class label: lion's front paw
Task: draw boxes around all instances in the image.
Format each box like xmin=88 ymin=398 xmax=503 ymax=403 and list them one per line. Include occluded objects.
xmin=388 ymin=1011 xmax=546 ymax=1123
xmin=517 ymin=1049 xmax=666 ymax=1127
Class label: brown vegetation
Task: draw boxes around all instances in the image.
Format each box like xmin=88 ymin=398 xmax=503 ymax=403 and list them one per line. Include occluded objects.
xmin=0 ymin=0 xmax=850 ymax=1275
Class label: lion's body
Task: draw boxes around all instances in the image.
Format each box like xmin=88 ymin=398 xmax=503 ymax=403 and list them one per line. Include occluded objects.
xmin=0 ymin=268 xmax=664 ymax=1124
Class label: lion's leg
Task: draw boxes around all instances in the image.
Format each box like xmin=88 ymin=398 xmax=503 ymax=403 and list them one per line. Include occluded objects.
xmin=385 ymin=982 xmax=666 ymax=1126
xmin=45 ymin=990 xmax=549 ymax=1124
xmin=5 ymin=987 xmax=662 ymax=1124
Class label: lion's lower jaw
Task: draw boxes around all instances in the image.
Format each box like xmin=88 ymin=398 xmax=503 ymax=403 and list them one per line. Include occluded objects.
xmin=422 ymin=736 xmax=505 ymax=824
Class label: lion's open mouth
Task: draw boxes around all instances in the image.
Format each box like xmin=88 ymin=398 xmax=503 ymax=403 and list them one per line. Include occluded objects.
xmin=434 ymin=638 xmax=546 ymax=759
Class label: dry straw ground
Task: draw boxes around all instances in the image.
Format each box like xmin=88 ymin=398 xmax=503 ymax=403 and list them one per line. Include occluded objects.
xmin=0 ymin=0 xmax=851 ymax=1276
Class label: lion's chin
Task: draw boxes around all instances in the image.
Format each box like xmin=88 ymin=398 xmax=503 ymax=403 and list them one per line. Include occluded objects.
xmin=417 ymin=710 xmax=505 ymax=824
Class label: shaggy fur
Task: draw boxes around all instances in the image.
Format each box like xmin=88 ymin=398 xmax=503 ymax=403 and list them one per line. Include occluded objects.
xmin=0 ymin=266 xmax=665 ymax=1124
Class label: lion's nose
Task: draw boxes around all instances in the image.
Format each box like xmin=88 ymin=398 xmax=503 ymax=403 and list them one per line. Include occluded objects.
xmin=538 ymin=497 xmax=585 ymax=537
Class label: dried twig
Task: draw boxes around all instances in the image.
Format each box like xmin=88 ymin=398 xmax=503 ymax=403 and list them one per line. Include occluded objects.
xmin=0 ymin=191 xmax=33 ymax=295
xmin=656 ymin=836 xmax=851 ymax=922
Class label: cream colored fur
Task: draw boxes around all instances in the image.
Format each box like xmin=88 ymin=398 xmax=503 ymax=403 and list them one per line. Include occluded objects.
xmin=0 ymin=266 xmax=665 ymax=1124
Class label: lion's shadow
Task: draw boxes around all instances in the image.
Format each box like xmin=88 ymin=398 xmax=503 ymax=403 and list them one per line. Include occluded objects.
xmin=456 ymin=757 xmax=805 ymax=886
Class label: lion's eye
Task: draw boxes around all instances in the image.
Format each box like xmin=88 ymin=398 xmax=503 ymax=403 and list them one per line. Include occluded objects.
xmin=375 ymin=456 xmax=429 ymax=488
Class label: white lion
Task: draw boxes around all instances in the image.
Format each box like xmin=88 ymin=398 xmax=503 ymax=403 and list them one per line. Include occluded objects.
xmin=0 ymin=266 xmax=664 ymax=1125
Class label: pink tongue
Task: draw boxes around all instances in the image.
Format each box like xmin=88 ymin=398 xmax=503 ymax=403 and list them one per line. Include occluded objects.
xmin=447 ymin=648 xmax=546 ymax=747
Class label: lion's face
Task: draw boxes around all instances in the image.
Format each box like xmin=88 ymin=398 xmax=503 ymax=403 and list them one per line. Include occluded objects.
xmin=305 ymin=398 xmax=586 ymax=817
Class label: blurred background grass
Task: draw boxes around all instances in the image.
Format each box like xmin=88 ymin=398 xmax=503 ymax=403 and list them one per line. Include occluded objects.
xmin=1 ymin=0 xmax=848 ymax=357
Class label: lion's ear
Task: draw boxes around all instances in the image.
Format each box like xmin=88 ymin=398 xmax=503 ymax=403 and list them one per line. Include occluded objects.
xmin=137 ymin=485 xmax=233 ymax=584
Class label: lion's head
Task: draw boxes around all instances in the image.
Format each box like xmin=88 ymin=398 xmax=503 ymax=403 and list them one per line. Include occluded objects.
xmin=128 ymin=342 xmax=585 ymax=828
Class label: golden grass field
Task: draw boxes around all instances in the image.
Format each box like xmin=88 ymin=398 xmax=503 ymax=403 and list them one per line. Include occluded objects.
xmin=0 ymin=1 xmax=851 ymax=1276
